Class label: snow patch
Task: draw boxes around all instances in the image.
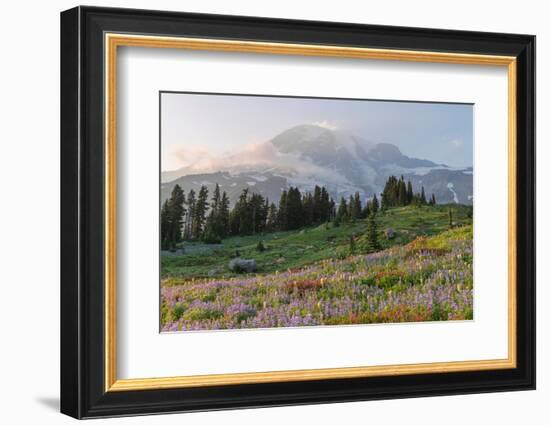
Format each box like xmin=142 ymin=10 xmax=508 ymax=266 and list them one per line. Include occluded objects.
xmin=247 ymin=181 xmax=257 ymax=186
xmin=249 ymin=174 xmax=268 ymax=182
xmin=447 ymin=182 xmax=459 ymax=204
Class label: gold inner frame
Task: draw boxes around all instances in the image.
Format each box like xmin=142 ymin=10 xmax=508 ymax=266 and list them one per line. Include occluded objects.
xmin=104 ymin=33 xmax=517 ymax=392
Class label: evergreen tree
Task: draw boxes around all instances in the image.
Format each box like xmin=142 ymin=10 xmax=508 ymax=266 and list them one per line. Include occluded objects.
xmin=202 ymin=210 xmax=220 ymax=243
xmin=219 ymin=191 xmax=230 ymax=237
xmin=348 ymin=195 xmax=355 ymax=221
xmin=350 ymin=192 xmax=362 ymax=221
xmin=160 ymin=199 xmax=171 ymax=249
xmin=398 ymin=176 xmax=408 ymax=206
xmin=371 ymin=194 xmax=379 ymax=213
xmin=249 ymin=192 xmax=267 ymax=234
xmin=312 ymin=185 xmax=322 ymax=223
xmin=184 ymin=189 xmax=196 ymax=240
xmin=380 ymin=175 xmax=420 ymax=208
xmin=320 ymin=187 xmax=331 ymax=222
xmin=167 ymin=184 xmax=186 ymax=245
xmin=277 ymin=190 xmax=288 ymax=230
xmin=302 ymin=193 xmax=314 ymax=226
xmin=266 ymin=202 xmax=278 ymax=231
xmin=202 ymin=184 xmax=228 ymax=242
xmin=381 ymin=175 xmax=398 ymax=208
xmin=211 ymin=183 xmax=221 ymax=212
xmin=365 ymin=212 xmax=381 ymax=253
xmin=231 ymin=188 xmax=252 ymax=235
xmin=335 ymin=197 xmax=349 ymax=226
xmin=192 ymin=185 xmax=209 ymax=239
xmin=286 ymin=187 xmax=303 ymax=230
xmin=420 ymin=186 xmax=427 ymax=205
xmin=448 ymin=207 xmax=453 ymax=228
xmin=362 ymin=201 xmax=371 ymax=218
xmin=407 ymin=180 xmax=414 ymax=204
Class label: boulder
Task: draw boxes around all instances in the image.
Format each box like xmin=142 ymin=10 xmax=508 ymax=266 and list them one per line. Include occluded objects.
xmin=228 ymin=258 xmax=257 ymax=273
xmin=385 ymin=228 xmax=396 ymax=239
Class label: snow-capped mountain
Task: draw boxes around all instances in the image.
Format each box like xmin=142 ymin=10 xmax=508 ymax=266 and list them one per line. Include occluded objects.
xmin=161 ymin=124 xmax=473 ymax=206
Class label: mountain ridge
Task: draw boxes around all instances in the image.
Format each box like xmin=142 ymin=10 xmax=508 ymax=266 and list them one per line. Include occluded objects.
xmin=161 ymin=124 xmax=472 ymax=206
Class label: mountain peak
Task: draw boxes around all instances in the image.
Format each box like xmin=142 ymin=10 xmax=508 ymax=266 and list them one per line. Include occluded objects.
xmin=367 ymin=143 xmax=403 ymax=162
xmin=270 ymin=124 xmax=336 ymax=155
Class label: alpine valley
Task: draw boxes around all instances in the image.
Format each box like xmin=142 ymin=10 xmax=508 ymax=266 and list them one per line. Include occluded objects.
xmin=161 ymin=124 xmax=473 ymax=206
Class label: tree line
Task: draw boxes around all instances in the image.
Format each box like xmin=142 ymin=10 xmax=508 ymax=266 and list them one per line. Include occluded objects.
xmin=333 ymin=191 xmax=380 ymax=226
xmin=380 ymin=175 xmax=436 ymax=208
xmin=161 ymin=183 xmax=337 ymax=248
xmin=161 ymin=176 xmax=437 ymax=249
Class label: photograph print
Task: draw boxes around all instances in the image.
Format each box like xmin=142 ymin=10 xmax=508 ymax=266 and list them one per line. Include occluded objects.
xmin=160 ymin=92 xmax=474 ymax=332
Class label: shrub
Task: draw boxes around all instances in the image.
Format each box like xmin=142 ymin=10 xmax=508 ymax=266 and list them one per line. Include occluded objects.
xmin=182 ymin=307 xmax=223 ymax=321
xmin=285 ymin=279 xmax=323 ymax=296
xmin=171 ymin=303 xmax=185 ymax=321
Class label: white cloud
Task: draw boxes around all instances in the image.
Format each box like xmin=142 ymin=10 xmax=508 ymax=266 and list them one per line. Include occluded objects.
xmin=164 ymin=139 xmax=352 ymax=187
xmin=311 ymin=120 xmax=339 ymax=130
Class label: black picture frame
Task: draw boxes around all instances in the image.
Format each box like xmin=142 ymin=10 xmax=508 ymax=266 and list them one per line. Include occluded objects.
xmin=61 ymin=5 xmax=535 ymax=419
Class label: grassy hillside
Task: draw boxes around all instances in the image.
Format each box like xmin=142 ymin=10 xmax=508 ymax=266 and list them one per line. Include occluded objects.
xmin=161 ymin=224 xmax=473 ymax=331
xmin=161 ymin=204 xmax=472 ymax=282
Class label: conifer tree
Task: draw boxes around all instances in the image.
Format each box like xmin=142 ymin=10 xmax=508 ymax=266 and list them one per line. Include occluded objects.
xmin=202 ymin=210 xmax=220 ymax=243
xmin=407 ymin=180 xmax=414 ymax=204
xmin=365 ymin=212 xmax=381 ymax=253
xmin=202 ymin=184 xmax=227 ymax=242
xmin=286 ymin=187 xmax=303 ymax=230
xmin=184 ymin=189 xmax=196 ymax=240
xmin=211 ymin=183 xmax=221 ymax=212
xmin=277 ymin=190 xmax=288 ymax=231
xmin=249 ymin=192 xmax=267 ymax=234
xmin=320 ymin=187 xmax=331 ymax=222
xmin=352 ymin=192 xmax=362 ymax=220
xmin=167 ymin=184 xmax=186 ymax=245
xmin=266 ymin=202 xmax=278 ymax=231
xmin=448 ymin=207 xmax=453 ymax=229
xmin=398 ymin=176 xmax=408 ymax=206
xmin=362 ymin=201 xmax=371 ymax=219
xmin=335 ymin=197 xmax=348 ymax=226
xmin=192 ymin=185 xmax=209 ymax=239
xmin=233 ymin=188 xmax=251 ymax=235
xmin=160 ymin=199 xmax=171 ymax=249
xmin=302 ymin=193 xmax=314 ymax=226
xmin=219 ymin=191 xmax=230 ymax=237
xmin=211 ymin=184 xmax=223 ymax=236
xmin=372 ymin=194 xmax=379 ymax=213
xmin=420 ymin=186 xmax=427 ymax=205
xmin=312 ymin=185 xmax=322 ymax=223
xmin=347 ymin=194 xmax=355 ymax=221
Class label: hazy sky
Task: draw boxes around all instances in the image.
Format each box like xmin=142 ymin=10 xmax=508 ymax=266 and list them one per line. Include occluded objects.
xmin=161 ymin=92 xmax=473 ymax=171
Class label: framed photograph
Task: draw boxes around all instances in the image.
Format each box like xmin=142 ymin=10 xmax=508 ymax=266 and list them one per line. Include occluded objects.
xmin=60 ymin=6 xmax=535 ymax=419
